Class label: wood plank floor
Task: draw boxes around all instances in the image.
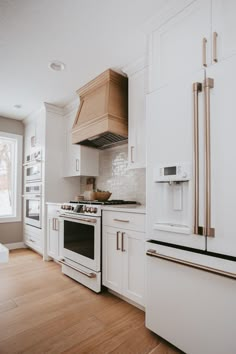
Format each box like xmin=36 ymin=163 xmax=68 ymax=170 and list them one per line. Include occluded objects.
xmin=0 ymin=249 xmax=183 ymax=354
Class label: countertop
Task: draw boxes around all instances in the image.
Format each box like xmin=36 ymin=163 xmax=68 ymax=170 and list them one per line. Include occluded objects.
xmin=101 ymin=205 xmax=146 ymax=214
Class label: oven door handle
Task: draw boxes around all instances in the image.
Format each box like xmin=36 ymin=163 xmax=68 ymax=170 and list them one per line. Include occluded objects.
xmin=59 ymin=215 xmax=97 ymax=224
xmin=59 ymin=259 xmax=96 ymax=278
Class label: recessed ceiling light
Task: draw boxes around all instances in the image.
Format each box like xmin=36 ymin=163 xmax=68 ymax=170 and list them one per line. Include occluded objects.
xmin=14 ymin=104 xmax=22 ymax=109
xmin=48 ymin=60 xmax=65 ymax=72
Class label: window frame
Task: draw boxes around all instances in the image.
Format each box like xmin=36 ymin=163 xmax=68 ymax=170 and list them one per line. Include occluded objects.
xmin=0 ymin=131 xmax=22 ymax=223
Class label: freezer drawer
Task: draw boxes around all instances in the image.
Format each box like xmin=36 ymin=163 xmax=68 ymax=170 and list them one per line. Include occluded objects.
xmin=145 ymin=242 xmax=236 ymax=354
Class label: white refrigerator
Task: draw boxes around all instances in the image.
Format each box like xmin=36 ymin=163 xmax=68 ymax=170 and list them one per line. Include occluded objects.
xmin=145 ymin=54 xmax=236 ymax=353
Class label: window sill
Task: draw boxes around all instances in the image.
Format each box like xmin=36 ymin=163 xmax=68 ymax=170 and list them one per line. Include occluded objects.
xmin=0 ymin=216 xmax=22 ymax=224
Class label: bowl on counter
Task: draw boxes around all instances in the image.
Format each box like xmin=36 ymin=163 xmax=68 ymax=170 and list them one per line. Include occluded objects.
xmin=95 ymin=191 xmax=112 ymax=201
xmin=83 ymin=191 xmax=97 ymax=201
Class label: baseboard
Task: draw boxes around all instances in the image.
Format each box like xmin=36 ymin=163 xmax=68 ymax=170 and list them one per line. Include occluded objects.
xmin=4 ymin=242 xmax=26 ymax=250
xmin=108 ymin=289 xmax=145 ymax=312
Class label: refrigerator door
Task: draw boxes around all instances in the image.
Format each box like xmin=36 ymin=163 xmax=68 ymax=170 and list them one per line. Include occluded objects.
xmin=146 ymin=70 xmax=206 ymax=249
xmin=206 ymin=56 xmax=236 ymax=257
xmin=145 ymin=242 xmax=236 ymax=354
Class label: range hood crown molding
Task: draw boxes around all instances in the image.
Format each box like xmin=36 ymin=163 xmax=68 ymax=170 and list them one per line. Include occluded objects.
xmin=72 ymin=69 xmax=128 ymax=149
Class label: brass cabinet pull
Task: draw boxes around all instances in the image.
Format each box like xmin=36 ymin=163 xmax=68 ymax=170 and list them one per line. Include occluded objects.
xmin=121 ymin=232 xmax=125 ymax=252
xmin=131 ymin=146 xmax=135 ymax=163
xmin=116 ymin=231 xmax=120 ymax=250
xmin=55 ymin=218 xmax=59 ymax=231
xmin=113 ymin=219 xmax=130 ymax=223
xmin=76 ymin=159 xmax=80 ymax=171
xmin=193 ymin=82 xmax=204 ymax=235
xmin=213 ymin=32 xmax=218 ymax=63
xmin=204 ymin=78 xmax=215 ymax=237
xmin=202 ymin=37 xmax=207 ymax=67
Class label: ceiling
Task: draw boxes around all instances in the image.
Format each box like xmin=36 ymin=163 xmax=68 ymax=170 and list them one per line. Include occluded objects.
xmin=0 ymin=0 xmax=165 ymax=120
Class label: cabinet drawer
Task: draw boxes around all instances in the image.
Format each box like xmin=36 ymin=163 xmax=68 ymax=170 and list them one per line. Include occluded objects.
xmin=103 ymin=211 xmax=145 ymax=232
xmin=47 ymin=204 xmax=61 ymax=217
xmin=25 ymin=232 xmax=42 ymax=252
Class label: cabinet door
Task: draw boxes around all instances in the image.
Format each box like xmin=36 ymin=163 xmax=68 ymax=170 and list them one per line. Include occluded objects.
xmin=102 ymin=226 xmax=123 ymax=293
xmin=64 ymin=130 xmax=99 ymax=177
xmin=206 ymin=57 xmax=236 ymax=257
xmin=150 ymin=0 xmax=211 ymax=91
xmin=122 ymin=230 xmax=145 ymax=306
xmin=47 ymin=217 xmax=59 ymax=259
xmin=128 ymin=67 xmax=146 ymax=169
xmin=64 ymin=130 xmax=81 ymax=177
xmin=212 ymin=0 xmax=236 ymax=63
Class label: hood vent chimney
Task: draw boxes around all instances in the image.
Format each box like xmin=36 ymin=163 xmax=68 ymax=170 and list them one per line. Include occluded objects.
xmin=72 ymin=69 xmax=128 ymax=149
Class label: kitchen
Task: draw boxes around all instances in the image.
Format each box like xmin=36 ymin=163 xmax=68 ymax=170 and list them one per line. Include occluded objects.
xmin=0 ymin=0 xmax=236 ymax=353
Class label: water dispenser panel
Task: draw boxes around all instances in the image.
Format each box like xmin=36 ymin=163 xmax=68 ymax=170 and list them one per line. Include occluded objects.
xmin=154 ymin=162 xmax=191 ymax=182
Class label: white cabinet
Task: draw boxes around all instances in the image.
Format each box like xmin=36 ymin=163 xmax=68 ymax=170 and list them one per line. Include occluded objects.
xmin=64 ymin=110 xmax=99 ymax=177
xmin=24 ymin=108 xmax=44 ymax=161
xmin=47 ymin=204 xmax=63 ymax=260
xmin=150 ymin=0 xmax=211 ymax=91
xmin=212 ymin=0 xmax=236 ymax=63
xmin=149 ymin=0 xmax=236 ymax=92
xmin=23 ymin=104 xmax=81 ymax=259
xmin=123 ymin=58 xmax=147 ymax=169
xmin=102 ymin=226 xmax=123 ymax=294
xmin=102 ymin=210 xmax=146 ymax=306
xmin=24 ymin=224 xmax=43 ymax=255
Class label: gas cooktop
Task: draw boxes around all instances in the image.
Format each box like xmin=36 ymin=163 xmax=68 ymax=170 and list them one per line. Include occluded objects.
xmin=70 ymin=200 xmax=137 ymax=206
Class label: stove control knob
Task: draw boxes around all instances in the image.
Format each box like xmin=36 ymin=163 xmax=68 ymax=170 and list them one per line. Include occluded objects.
xmin=93 ymin=208 xmax=97 ymax=214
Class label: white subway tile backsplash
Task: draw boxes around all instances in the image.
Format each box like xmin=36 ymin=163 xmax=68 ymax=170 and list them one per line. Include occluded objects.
xmin=80 ymin=144 xmax=146 ymax=205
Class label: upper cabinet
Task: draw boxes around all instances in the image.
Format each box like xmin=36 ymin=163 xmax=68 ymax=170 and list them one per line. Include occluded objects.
xmin=123 ymin=58 xmax=147 ymax=169
xmin=149 ymin=0 xmax=236 ymax=92
xmin=24 ymin=109 xmax=45 ymax=161
xmin=64 ymin=107 xmax=99 ymax=177
xmin=149 ymin=0 xmax=211 ymax=91
xmin=212 ymin=0 xmax=236 ymax=63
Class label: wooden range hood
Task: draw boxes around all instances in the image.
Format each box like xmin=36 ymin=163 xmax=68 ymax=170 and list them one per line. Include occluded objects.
xmin=72 ymin=69 xmax=128 ymax=149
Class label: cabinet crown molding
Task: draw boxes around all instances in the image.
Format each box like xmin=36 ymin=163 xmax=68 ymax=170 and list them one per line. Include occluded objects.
xmin=142 ymin=0 xmax=194 ymax=34
xmin=44 ymin=103 xmax=64 ymax=115
xmin=122 ymin=57 xmax=148 ymax=77
xmin=63 ymin=97 xmax=80 ymax=116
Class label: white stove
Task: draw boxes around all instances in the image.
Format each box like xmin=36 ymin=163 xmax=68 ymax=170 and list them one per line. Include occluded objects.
xmin=59 ymin=200 xmax=137 ymax=293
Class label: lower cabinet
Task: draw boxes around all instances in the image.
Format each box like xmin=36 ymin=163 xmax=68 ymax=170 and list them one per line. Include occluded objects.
xmin=47 ymin=204 xmax=63 ymax=261
xmin=24 ymin=224 xmax=43 ymax=254
xmin=103 ymin=225 xmax=145 ymax=306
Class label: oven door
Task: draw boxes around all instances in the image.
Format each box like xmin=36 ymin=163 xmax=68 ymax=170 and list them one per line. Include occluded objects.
xmin=24 ymin=195 xmax=42 ymax=228
xmin=24 ymin=162 xmax=42 ymax=182
xmin=61 ymin=215 xmax=101 ymax=272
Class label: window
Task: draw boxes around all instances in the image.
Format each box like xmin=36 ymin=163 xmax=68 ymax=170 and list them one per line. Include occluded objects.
xmin=0 ymin=132 xmax=22 ymax=222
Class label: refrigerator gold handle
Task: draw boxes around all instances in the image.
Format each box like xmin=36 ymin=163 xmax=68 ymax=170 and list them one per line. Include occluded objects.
xmin=193 ymin=82 xmax=204 ymax=236
xmin=204 ymin=78 xmax=215 ymax=237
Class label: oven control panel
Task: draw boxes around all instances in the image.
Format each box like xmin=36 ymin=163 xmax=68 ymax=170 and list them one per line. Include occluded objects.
xmin=61 ymin=203 xmax=101 ymax=216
